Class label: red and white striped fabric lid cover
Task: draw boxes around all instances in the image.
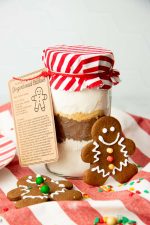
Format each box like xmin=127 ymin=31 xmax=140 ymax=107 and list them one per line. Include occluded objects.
xmin=42 ymin=45 xmax=120 ymax=91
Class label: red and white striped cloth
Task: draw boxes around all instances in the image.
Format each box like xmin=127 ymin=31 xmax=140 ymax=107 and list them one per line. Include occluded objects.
xmin=0 ymin=103 xmax=150 ymax=225
xmin=42 ymin=45 xmax=120 ymax=91
xmin=0 ymin=134 xmax=16 ymax=170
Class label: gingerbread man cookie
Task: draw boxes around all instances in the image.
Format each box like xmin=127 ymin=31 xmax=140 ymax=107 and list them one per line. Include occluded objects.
xmin=81 ymin=116 xmax=138 ymax=186
xmin=7 ymin=175 xmax=82 ymax=208
xmin=31 ymin=87 xmax=47 ymax=112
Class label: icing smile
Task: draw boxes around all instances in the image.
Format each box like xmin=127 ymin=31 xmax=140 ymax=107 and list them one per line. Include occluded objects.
xmin=99 ymin=132 xmax=120 ymax=146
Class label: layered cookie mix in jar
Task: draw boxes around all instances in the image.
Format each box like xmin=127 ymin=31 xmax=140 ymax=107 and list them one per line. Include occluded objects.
xmin=42 ymin=45 xmax=120 ymax=177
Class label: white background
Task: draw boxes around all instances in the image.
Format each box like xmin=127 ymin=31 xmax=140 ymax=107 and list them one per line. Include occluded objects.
xmin=0 ymin=0 xmax=150 ymax=118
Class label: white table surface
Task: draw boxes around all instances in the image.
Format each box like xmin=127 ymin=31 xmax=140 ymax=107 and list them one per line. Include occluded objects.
xmin=0 ymin=0 xmax=150 ymax=118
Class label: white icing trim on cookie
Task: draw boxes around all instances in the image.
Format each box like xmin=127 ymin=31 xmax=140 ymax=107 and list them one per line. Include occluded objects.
xmin=26 ymin=176 xmax=36 ymax=184
xmin=112 ymin=158 xmax=129 ymax=175
xmin=18 ymin=185 xmax=28 ymax=188
xmin=91 ymin=166 xmax=110 ymax=177
xmin=51 ymin=179 xmax=59 ymax=185
xmin=21 ymin=189 xmax=30 ymax=196
xmin=26 ymin=179 xmax=36 ymax=184
xmin=59 ymin=184 xmax=65 ymax=187
xmin=19 ymin=183 xmax=49 ymax=199
xmin=92 ymin=141 xmax=100 ymax=163
xmin=98 ymin=132 xmax=120 ymax=146
xmin=22 ymin=195 xmax=48 ymax=200
xmin=111 ymin=137 xmax=129 ymax=175
xmin=50 ymin=188 xmax=66 ymax=198
xmin=18 ymin=185 xmax=30 ymax=196
xmin=51 ymin=179 xmax=65 ymax=188
xmin=118 ymin=137 xmax=129 ymax=158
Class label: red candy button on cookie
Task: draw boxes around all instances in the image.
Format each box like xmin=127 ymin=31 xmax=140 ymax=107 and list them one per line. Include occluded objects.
xmin=107 ymin=156 xmax=114 ymax=162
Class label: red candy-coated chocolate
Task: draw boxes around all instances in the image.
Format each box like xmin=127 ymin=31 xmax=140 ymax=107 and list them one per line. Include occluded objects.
xmin=99 ymin=217 xmax=104 ymax=223
xmin=129 ymin=192 xmax=134 ymax=197
xmin=3 ymin=207 xmax=9 ymax=212
xmin=107 ymin=156 xmax=114 ymax=162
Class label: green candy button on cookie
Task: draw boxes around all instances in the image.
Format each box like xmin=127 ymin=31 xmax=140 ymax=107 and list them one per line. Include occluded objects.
xmin=40 ymin=185 xmax=50 ymax=194
xmin=36 ymin=176 xmax=44 ymax=185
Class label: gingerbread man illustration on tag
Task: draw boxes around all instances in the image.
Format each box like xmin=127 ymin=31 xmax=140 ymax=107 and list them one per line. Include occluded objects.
xmin=81 ymin=116 xmax=138 ymax=186
xmin=31 ymin=87 xmax=47 ymax=112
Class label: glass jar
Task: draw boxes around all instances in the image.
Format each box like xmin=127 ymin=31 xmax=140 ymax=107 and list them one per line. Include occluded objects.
xmin=43 ymin=45 xmax=120 ymax=178
xmin=47 ymin=88 xmax=111 ymax=177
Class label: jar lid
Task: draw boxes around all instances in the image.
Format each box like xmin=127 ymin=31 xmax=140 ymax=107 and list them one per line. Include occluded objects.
xmin=42 ymin=45 xmax=120 ymax=91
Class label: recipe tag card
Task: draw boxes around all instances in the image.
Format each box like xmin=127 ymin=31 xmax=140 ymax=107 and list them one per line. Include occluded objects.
xmin=9 ymin=69 xmax=58 ymax=166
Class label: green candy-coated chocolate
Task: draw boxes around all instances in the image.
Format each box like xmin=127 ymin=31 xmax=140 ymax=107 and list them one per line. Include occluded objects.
xmin=40 ymin=185 xmax=50 ymax=194
xmin=128 ymin=219 xmax=136 ymax=224
xmin=36 ymin=176 xmax=44 ymax=185
xmin=122 ymin=216 xmax=129 ymax=223
xmin=94 ymin=217 xmax=99 ymax=225
xmin=129 ymin=181 xmax=135 ymax=186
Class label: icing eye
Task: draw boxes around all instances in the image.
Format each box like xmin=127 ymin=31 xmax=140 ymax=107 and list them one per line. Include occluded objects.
xmin=110 ymin=126 xmax=115 ymax=132
xmin=102 ymin=128 xmax=107 ymax=134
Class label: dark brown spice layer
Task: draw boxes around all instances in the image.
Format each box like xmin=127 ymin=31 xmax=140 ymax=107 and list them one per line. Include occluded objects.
xmin=54 ymin=114 xmax=104 ymax=143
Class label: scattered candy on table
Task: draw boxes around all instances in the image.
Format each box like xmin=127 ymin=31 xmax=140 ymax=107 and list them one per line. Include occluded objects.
xmin=2 ymin=207 xmax=9 ymax=212
xmin=117 ymin=216 xmax=137 ymax=225
xmin=136 ymin=164 xmax=142 ymax=168
xmin=94 ymin=217 xmax=100 ymax=225
xmin=82 ymin=193 xmax=90 ymax=199
xmin=98 ymin=178 xmax=150 ymax=200
xmin=106 ymin=216 xmax=117 ymax=225
xmin=98 ymin=185 xmax=114 ymax=192
xmin=93 ymin=216 xmax=137 ymax=225
xmin=129 ymin=187 xmax=135 ymax=191
xmin=129 ymin=192 xmax=134 ymax=197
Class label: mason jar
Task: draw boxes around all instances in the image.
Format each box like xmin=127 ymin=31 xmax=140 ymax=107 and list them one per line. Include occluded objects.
xmin=42 ymin=45 xmax=120 ymax=178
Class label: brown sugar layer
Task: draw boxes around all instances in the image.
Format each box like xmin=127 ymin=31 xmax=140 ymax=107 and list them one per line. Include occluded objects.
xmin=54 ymin=113 xmax=104 ymax=143
xmin=55 ymin=110 xmax=105 ymax=122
